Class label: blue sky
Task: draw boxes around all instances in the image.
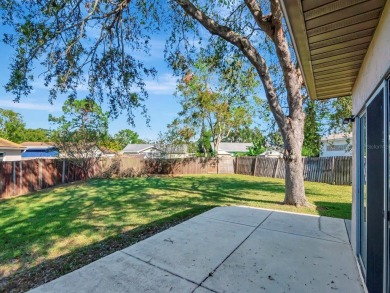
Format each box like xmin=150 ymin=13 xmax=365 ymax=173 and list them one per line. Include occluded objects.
xmin=0 ymin=30 xmax=181 ymax=140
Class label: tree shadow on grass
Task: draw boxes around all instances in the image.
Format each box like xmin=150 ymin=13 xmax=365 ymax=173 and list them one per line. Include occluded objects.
xmin=1 ymin=176 xmax=348 ymax=292
xmin=313 ymin=201 xmax=352 ymax=219
xmin=0 ymin=206 xmax=215 ymax=293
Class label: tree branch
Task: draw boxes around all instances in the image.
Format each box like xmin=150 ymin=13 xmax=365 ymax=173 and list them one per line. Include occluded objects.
xmin=268 ymin=0 xmax=303 ymax=119
xmin=244 ymin=0 xmax=272 ymax=36
xmin=175 ymin=0 xmax=286 ymax=129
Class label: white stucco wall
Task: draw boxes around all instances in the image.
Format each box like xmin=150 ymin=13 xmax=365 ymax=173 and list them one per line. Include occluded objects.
xmin=351 ymin=1 xmax=390 ymax=254
xmin=0 ymin=149 xmax=23 ymax=161
xmin=352 ymin=1 xmax=390 ymax=115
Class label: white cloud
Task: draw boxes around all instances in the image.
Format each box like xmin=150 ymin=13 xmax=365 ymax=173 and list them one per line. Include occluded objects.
xmin=0 ymin=100 xmax=61 ymax=112
xmin=144 ymin=73 xmax=177 ymax=95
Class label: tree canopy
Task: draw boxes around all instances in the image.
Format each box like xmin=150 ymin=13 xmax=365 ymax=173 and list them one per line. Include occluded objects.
xmin=1 ymin=0 xmax=334 ymax=206
xmin=0 ymin=108 xmax=26 ymax=143
xmin=0 ymin=108 xmax=51 ymax=143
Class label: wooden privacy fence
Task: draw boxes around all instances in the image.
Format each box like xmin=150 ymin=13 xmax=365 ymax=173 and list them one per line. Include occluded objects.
xmin=0 ymin=156 xmax=351 ymax=198
xmin=0 ymin=159 xmax=101 ymax=198
xmin=235 ymin=156 xmax=352 ymax=185
xmin=101 ymin=157 xmax=235 ymax=177
xmin=0 ymin=157 xmax=234 ymax=198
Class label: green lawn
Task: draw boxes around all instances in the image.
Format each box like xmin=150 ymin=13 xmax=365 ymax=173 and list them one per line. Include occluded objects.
xmin=0 ymin=174 xmax=352 ymax=292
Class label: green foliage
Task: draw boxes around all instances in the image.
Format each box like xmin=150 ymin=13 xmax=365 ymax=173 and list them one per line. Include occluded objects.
xmin=23 ymin=128 xmax=51 ymax=142
xmin=0 ymin=108 xmax=26 ymax=143
xmin=197 ymin=129 xmax=213 ymax=156
xmin=99 ymin=135 xmax=122 ymax=152
xmin=174 ymin=57 xmax=258 ymax=156
xmin=1 ymin=0 xmax=162 ymax=124
xmin=49 ymin=99 xmax=109 ymax=176
xmin=247 ymin=133 xmax=266 ymax=156
xmin=324 ymin=96 xmax=353 ymax=135
xmin=302 ymin=99 xmax=321 ymax=157
xmin=113 ymin=129 xmax=143 ymax=150
xmin=301 ymin=96 xmax=352 ymax=157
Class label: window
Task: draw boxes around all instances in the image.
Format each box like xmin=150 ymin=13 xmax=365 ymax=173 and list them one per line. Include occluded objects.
xmin=0 ymin=152 xmax=4 ymax=162
xmin=326 ymin=144 xmax=347 ymax=151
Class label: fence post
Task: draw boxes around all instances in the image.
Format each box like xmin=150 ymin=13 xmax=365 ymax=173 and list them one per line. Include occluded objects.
xmin=13 ymin=161 xmax=16 ymax=196
xmin=253 ymin=157 xmax=258 ymax=176
xmin=331 ymin=157 xmax=335 ymax=184
xmin=235 ymin=157 xmax=239 ymax=174
xmin=62 ymin=159 xmax=66 ymax=184
xmin=273 ymin=159 xmax=279 ymax=178
xmin=38 ymin=160 xmax=42 ymax=189
xmin=19 ymin=161 xmax=22 ymax=194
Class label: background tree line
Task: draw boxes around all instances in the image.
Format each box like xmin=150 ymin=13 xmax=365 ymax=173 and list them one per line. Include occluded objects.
xmin=0 ymin=106 xmax=144 ymax=151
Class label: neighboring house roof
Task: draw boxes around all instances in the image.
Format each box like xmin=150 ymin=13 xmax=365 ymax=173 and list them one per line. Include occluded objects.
xmin=280 ymin=0 xmax=386 ymax=100
xmin=122 ymin=144 xmax=156 ymax=153
xmin=21 ymin=142 xmax=57 ymax=150
xmin=321 ymin=133 xmax=352 ymax=142
xmin=99 ymin=146 xmax=117 ymax=155
xmin=0 ymin=138 xmax=26 ymax=150
xmin=217 ymin=143 xmax=253 ymax=153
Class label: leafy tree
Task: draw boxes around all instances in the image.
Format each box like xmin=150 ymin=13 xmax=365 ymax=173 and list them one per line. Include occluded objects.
xmin=175 ymin=58 xmax=256 ymax=157
xmin=247 ymin=133 xmax=266 ymax=156
xmin=1 ymin=0 xmax=318 ymax=205
xmin=0 ymin=108 xmax=26 ymax=143
xmin=224 ymin=126 xmax=261 ymax=143
xmin=197 ymin=128 xmax=213 ymax=157
xmin=322 ymin=96 xmax=353 ymax=135
xmin=301 ymin=96 xmax=352 ymax=157
xmin=114 ymin=129 xmax=143 ymax=150
xmin=49 ymin=99 xmax=108 ymax=180
xmin=99 ymin=135 xmax=122 ymax=152
xmin=302 ymin=100 xmax=321 ymax=157
xmin=23 ymin=128 xmax=51 ymax=142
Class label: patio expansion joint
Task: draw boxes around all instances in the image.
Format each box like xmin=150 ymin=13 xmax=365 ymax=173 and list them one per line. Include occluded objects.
xmin=199 ymin=215 xmax=259 ymax=228
xmin=318 ymin=216 xmax=347 ymax=243
xmin=257 ymin=226 xmax=350 ymax=245
xmin=343 ymin=219 xmax=352 ymax=244
xmin=119 ymin=250 xmax=200 ymax=288
xmin=192 ymin=211 xmax=274 ymax=293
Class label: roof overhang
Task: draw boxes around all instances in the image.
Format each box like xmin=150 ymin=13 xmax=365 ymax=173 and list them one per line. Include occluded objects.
xmin=280 ymin=0 xmax=387 ymax=100
xmin=0 ymin=147 xmax=26 ymax=150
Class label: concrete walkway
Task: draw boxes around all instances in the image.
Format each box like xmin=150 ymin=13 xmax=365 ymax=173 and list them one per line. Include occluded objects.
xmin=30 ymin=207 xmax=364 ymax=293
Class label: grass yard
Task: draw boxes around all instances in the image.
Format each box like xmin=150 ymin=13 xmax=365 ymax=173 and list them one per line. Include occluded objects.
xmin=0 ymin=174 xmax=352 ymax=292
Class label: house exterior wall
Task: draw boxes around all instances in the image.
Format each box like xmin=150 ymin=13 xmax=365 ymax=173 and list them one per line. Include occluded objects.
xmin=351 ymin=1 xmax=390 ymax=255
xmin=320 ymin=139 xmax=352 ymax=157
xmin=352 ymin=1 xmax=390 ymax=115
xmin=0 ymin=149 xmax=23 ymax=161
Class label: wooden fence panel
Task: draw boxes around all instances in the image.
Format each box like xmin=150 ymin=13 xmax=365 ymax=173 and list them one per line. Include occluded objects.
xmin=235 ymin=156 xmax=352 ymax=185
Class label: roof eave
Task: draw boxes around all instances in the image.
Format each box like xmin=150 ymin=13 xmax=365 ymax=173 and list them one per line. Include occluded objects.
xmin=280 ymin=0 xmax=318 ymax=100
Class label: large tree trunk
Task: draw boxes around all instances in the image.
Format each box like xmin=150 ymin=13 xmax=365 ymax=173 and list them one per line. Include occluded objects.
xmin=282 ymin=118 xmax=307 ymax=206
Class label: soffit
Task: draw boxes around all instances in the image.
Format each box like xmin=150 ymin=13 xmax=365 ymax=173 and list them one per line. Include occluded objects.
xmin=281 ymin=0 xmax=386 ymax=100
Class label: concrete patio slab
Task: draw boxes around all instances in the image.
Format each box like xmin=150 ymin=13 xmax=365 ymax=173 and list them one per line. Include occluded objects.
xmin=122 ymin=215 xmax=255 ymax=284
xmin=29 ymin=206 xmax=363 ymax=293
xmin=261 ymin=211 xmax=349 ymax=243
xmin=29 ymin=252 xmax=197 ymax=293
xmin=202 ymin=228 xmax=363 ymax=293
xmin=198 ymin=206 xmax=272 ymax=227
